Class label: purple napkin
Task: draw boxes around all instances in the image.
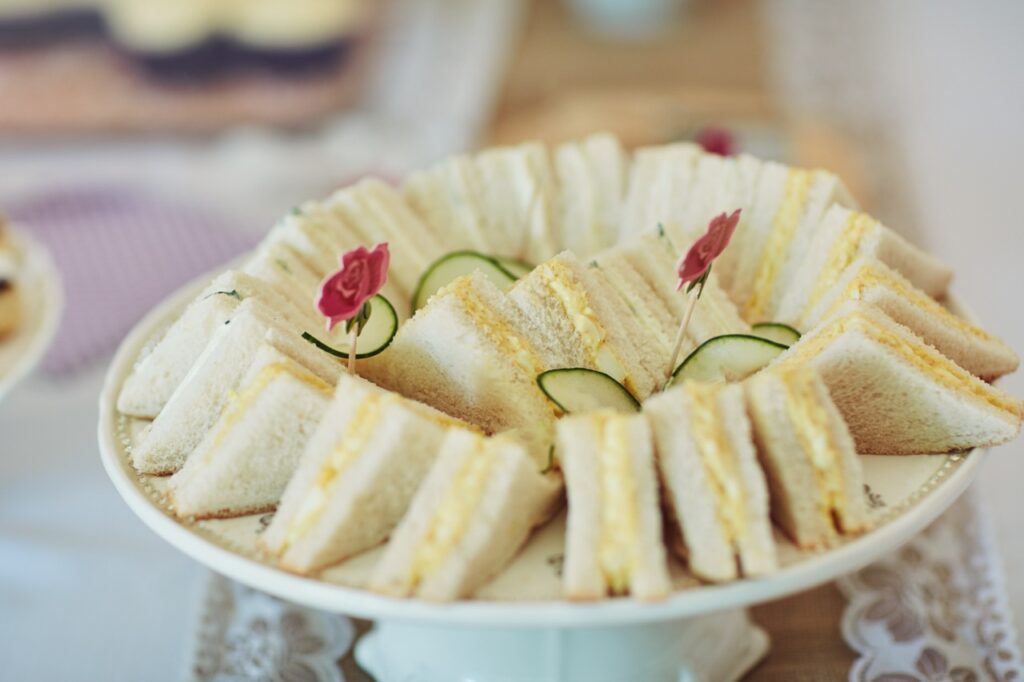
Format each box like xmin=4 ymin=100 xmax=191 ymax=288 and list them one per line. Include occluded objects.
xmin=8 ymin=186 xmax=258 ymax=375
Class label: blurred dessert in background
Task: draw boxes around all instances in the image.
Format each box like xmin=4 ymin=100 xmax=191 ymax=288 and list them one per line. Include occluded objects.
xmin=0 ymin=0 xmax=372 ymax=133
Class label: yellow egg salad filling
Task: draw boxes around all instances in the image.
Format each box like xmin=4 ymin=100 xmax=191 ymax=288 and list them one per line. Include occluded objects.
xmin=445 ymin=278 xmax=558 ymax=420
xmin=685 ymin=383 xmax=747 ymax=544
xmin=783 ymin=312 xmax=1022 ymax=415
xmin=745 ymin=169 xmax=814 ymax=321
xmin=800 ymin=211 xmax=876 ymax=322
xmin=820 ymin=262 xmax=995 ymax=341
xmin=778 ymin=368 xmax=845 ymax=528
xmin=535 ymin=261 xmax=630 ymax=389
xmin=203 ymin=361 xmax=332 ymax=467
xmin=595 ymin=415 xmax=641 ymax=594
xmin=409 ymin=435 xmax=496 ymax=586
xmin=279 ymin=393 xmax=396 ymax=551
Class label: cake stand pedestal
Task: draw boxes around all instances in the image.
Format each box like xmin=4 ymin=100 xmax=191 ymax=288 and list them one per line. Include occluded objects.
xmin=355 ymin=608 xmax=768 ymax=682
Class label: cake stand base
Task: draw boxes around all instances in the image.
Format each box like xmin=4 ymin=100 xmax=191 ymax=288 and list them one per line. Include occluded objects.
xmin=354 ymin=608 xmax=769 ymax=682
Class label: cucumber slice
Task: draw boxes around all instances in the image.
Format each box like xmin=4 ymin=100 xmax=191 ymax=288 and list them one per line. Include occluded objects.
xmin=495 ymin=256 xmax=535 ymax=278
xmin=412 ymin=251 xmax=517 ymax=312
xmin=537 ymin=368 xmax=640 ymax=414
xmin=751 ymin=322 xmax=801 ymax=345
xmin=669 ymin=334 xmax=788 ymax=386
xmin=302 ymin=295 xmax=398 ymax=359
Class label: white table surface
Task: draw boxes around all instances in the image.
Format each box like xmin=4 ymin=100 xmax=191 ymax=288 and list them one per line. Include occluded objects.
xmin=2 ymin=2 xmax=1024 ymax=680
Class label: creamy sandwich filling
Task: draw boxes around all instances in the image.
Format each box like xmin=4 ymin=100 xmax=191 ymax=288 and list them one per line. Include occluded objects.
xmin=279 ymin=393 xmax=395 ymax=552
xmin=820 ymin=263 xmax=996 ymax=341
xmin=408 ymin=435 xmax=496 ymax=586
xmin=744 ymin=169 xmax=814 ymax=321
xmin=595 ymin=415 xmax=641 ymax=594
xmin=800 ymin=211 xmax=875 ymax=322
xmin=685 ymin=383 xmax=747 ymax=544
xmin=783 ymin=312 xmax=1021 ymax=415
xmin=535 ymin=261 xmax=631 ymax=389
xmin=201 ymin=361 xmax=332 ymax=469
xmin=778 ymin=369 xmax=845 ymax=528
xmin=448 ymin=281 xmax=557 ymax=419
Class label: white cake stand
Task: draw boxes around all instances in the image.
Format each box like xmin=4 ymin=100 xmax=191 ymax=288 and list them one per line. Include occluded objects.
xmin=98 ymin=274 xmax=985 ymax=682
xmin=0 ymin=228 xmax=62 ymax=403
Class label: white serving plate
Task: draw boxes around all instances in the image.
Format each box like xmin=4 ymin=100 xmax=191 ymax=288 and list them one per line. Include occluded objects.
xmin=0 ymin=228 xmax=62 ymax=403
xmin=98 ymin=270 xmax=985 ymax=681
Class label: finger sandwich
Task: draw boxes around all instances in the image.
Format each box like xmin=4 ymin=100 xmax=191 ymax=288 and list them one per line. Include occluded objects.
xmin=131 ymin=298 xmax=343 ymax=475
xmin=261 ymin=374 xmax=470 ymax=574
xmin=559 ymin=411 xmax=672 ymax=601
xmin=369 ymin=430 xmax=562 ymax=601
xmin=168 ymin=345 xmax=333 ymax=519
xmin=776 ymin=205 xmax=953 ymax=326
xmin=644 ymin=381 xmax=777 ymax=582
xmin=799 ymin=257 xmax=1017 ymax=380
xmin=772 ymin=302 xmax=1024 ymax=454
xmin=744 ymin=366 xmax=869 ymax=549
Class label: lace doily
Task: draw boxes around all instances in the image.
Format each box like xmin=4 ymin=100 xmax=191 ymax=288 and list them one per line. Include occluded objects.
xmin=189 ymin=574 xmax=356 ymax=682
xmin=840 ymin=491 xmax=1023 ymax=681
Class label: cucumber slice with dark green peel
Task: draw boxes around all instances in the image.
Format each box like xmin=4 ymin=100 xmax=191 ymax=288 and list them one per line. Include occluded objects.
xmin=537 ymin=368 xmax=640 ymax=414
xmin=751 ymin=322 xmax=801 ymax=345
xmin=494 ymin=256 xmax=535 ymax=278
xmin=412 ymin=251 xmax=517 ymax=312
xmin=302 ymin=295 xmax=398 ymax=359
xmin=669 ymin=334 xmax=789 ymax=386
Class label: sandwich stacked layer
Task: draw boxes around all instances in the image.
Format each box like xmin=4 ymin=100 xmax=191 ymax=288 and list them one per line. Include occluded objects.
xmin=645 ymin=382 xmax=777 ymax=582
xmin=773 ymin=303 xmax=1023 ymax=454
xmin=744 ymin=366 xmax=869 ymax=548
xmin=776 ymin=205 xmax=953 ymax=327
xmin=369 ymin=430 xmax=562 ymax=601
xmin=262 ymin=374 xmax=472 ymax=574
xmin=559 ymin=411 xmax=671 ymax=601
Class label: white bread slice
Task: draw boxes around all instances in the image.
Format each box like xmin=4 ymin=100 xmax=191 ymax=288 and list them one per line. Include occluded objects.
xmin=473 ymin=142 xmax=561 ymax=263
xmin=369 ymin=431 xmax=563 ymax=601
xmin=402 ymin=154 xmax=492 ymax=253
xmin=319 ymin=180 xmax=442 ymax=301
xmin=262 ymin=375 xmax=466 ymax=573
xmin=168 ymin=346 xmax=333 ymax=519
xmin=733 ymin=165 xmax=856 ymax=322
xmin=772 ymin=303 xmax=1023 ymax=454
xmin=744 ymin=366 xmax=869 ymax=549
xmin=776 ymin=206 xmax=955 ymax=326
xmin=688 ymin=154 xmax=763 ymax=292
xmin=620 ymin=142 xmax=703 ymax=243
xmin=118 ymin=270 xmax=320 ymax=418
xmin=131 ymin=299 xmax=343 ymax=475
xmin=362 ymin=271 xmax=558 ymax=463
xmin=509 ymin=251 xmax=659 ymax=398
xmin=588 ymin=254 xmax=676 ymax=357
xmin=243 ymin=238 xmax=322 ymax=301
xmin=644 ymin=381 xmax=777 ymax=582
xmin=800 ymin=257 xmax=1018 ymax=380
xmin=615 ymin=231 xmax=750 ymax=347
xmin=559 ymin=411 xmax=671 ymax=601
xmin=554 ymin=132 xmax=627 ymax=259
xmin=263 ymin=207 xmax=343 ymax=277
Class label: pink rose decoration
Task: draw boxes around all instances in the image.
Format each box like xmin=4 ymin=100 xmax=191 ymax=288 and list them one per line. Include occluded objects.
xmin=694 ymin=127 xmax=736 ymax=156
xmin=317 ymin=243 xmax=390 ymax=331
xmin=676 ymin=209 xmax=740 ymax=291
